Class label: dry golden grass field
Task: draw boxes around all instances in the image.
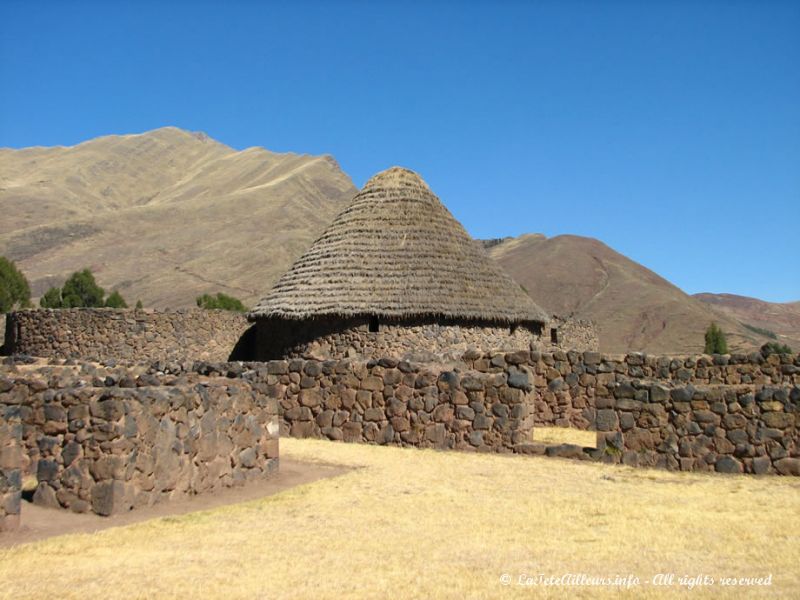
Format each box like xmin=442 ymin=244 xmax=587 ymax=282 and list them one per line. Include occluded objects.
xmin=1 ymin=438 xmax=798 ymax=599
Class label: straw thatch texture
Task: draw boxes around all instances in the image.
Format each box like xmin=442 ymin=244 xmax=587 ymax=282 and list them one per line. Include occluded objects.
xmin=249 ymin=167 xmax=548 ymax=324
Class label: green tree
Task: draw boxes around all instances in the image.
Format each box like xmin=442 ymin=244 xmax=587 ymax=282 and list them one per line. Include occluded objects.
xmin=135 ymin=299 xmax=143 ymax=309
xmin=761 ymin=342 xmax=793 ymax=356
xmin=61 ymin=269 xmax=105 ymax=308
xmin=0 ymin=256 xmax=31 ymax=313
xmin=105 ymin=290 xmax=128 ymax=308
xmin=40 ymin=287 xmax=63 ymax=308
xmin=196 ymin=292 xmax=246 ymax=312
xmin=704 ymin=322 xmax=728 ymax=354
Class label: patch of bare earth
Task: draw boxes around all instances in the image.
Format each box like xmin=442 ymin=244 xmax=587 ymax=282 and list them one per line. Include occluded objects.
xmin=0 ymin=458 xmax=350 ymax=548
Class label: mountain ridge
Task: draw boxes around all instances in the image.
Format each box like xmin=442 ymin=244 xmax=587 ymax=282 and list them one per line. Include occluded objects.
xmin=486 ymin=233 xmax=793 ymax=353
xmin=0 ymin=127 xmax=357 ymax=307
xmin=692 ymin=292 xmax=800 ymax=350
xmin=2 ymin=127 xmax=794 ymax=354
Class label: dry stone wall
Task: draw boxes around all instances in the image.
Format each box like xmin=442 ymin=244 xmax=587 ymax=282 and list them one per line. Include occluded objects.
xmin=261 ymin=356 xmax=535 ymax=451
xmin=5 ymin=308 xmax=250 ymax=362
xmin=462 ymin=350 xmax=799 ymax=474
xmin=0 ymin=362 xmax=278 ymax=521
xmin=3 ymin=309 xmax=600 ymax=365
xmin=441 ymin=350 xmax=800 ymax=430
xmin=548 ymin=315 xmax=599 ymax=353
xmin=1 ymin=345 xmax=797 ymax=528
xmin=0 ymin=404 xmax=21 ymax=531
xmin=512 ymin=350 xmax=799 ymax=429
xmin=253 ymin=316 xmax=545 ymax=361
xmin=598 ymin=382 xmax=799 ymax=474
xmin=262 ymin=349 xmax=798 ymax=475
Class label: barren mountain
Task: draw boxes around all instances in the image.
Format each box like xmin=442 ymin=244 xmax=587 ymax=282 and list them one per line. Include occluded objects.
xmin=0 ymin=127 xmax=356 ymax=308
xmin=694 ymin=293 xmax=800 ymax=351
xmin=2 ymin=128 xmax=792 ymax=354
xmin=487 ymin=234 xmax=781 ymax=354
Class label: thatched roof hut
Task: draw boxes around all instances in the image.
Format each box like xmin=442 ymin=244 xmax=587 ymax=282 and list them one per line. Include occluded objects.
xmin=249 ymin=166 xmax=548 ymax=325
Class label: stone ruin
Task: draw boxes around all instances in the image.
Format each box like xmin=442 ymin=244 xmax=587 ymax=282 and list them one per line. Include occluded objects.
xmin=1 ymin=359 xmax=278 ymax=532
xmin=1 ymin=166 xmax=796 ymax=535
xmin=2 ymin=318 xmax=799 ymax=533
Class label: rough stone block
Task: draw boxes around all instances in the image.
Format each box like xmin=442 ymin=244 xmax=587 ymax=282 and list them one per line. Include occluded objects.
xmin=461 ymin=376 xmax=484 ymax=392
xmin=364 ymin=407 xmax=384 ymax=422
xmin=514 ymin=442 xmax=547 ymax=455
xmin=615 ymin=398 xmax=640 ymax=411
xmin=505 ymin=351 xmax=529 ymax=365
xmin=624 ymin=428 xmax=654 ymax=451
xmin=290 ymin=421 xmax=316 ymax=438
xmin=264 ymin=438 xmax=279 ymax=458
xmin=432 ymin=404 xmax=454 ymax=423
xmin=774 ymin=458 xmax=800 ymax=476
xmin=266 ymin=361 xmax=289 ymax=375
xmin=723 ymin=413 xmax=747 ymax=429
xmin=595 ymin=409 xmax=619 ymax=432
xmin=472 ymin=414 xmax=493 ymax=430
xmin=613 ymin=382 xmax=636 ymax=399
xmin=239 ymin=448 xmax=257 ymax=468
xmin=315 ymin=410 xmax=335 ymax=428
xmin=619 ymin=412 xmax=635 ymax=431
xmin=583 ymin=351 xmax=601 ymax=365
xmin=693 ymin=410 xmax=721 ymax=425
xmin=362 ymin=376 xmax=383 ymax=391
xmin=33 ymin=483 xmax=60 ymax=508
xmin=390 ymin=417 xmax=410 ymax=432
xmin=422 ymin=424 xmax=444 ymax=445
xmin=468 ymin=431 xmax=484 ymax=446
xmin=298 ymin=389 xmax=322 ymax=408
xmin=670 ymin=387 xmax=693 ymax=402
xmin=649 ymin=385 xmax=669 ymax=403
xmin=0 ymin=445 xmax=22 ymax=471
xmin=342 ymin=422 xmax=363 ymax=442
xmin=545 ymin=444 xmax=585 ymax=459
xmin=715 ymin=456 xmax=743 ymax=474
xmin=751 ymin=456 xmax=772 ymax=475
xmin=91 ymin=480 xmax=132 ymax=516
xmin=761 ymin=412 xmax=793 ymax=429
xmin=727 ymin=429 xmax=749 ymax=445
xmin=507 ymin=369 xmax=532 ymax=391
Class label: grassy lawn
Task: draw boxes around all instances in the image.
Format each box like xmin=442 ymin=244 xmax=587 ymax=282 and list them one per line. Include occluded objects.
xmin=1 ymin=438 xmax=798 ymax=599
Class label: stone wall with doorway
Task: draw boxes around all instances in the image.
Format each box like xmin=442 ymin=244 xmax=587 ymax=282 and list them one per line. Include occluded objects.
xmin=460 ymin=349 xmax=799 ymax=473
xmin=1 ymin=345 xmax=796 ymax=523
xmin=264 ymin=349 xmax=798 ymax=475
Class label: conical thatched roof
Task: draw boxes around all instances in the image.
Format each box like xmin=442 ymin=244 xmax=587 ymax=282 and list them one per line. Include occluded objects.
xmin=249 ymin=167 xmax=548 ymax=324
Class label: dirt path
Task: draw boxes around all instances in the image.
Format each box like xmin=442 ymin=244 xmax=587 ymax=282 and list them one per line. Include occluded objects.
xmin=0 ymin=458 xmax=350 ymax=548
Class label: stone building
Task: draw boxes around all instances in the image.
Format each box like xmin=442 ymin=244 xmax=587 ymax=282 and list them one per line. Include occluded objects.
xmin=247 ymin=167 xmax=553 ymax=360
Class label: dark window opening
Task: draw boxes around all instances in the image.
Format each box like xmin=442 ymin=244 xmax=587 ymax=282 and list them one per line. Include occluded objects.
xmin=550 ymin=327 xmax=558 ymax=345
xmin=369 ymin=316 xmax=379 ymax=333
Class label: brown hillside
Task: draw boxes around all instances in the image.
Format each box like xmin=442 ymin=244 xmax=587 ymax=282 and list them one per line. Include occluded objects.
xmin=0 ymin=127 xmax=356 ymax=308
xmin=694 ymin=293 xmax=800 ymax=351
xmin=488 ymin=234 xmax=777 ymax=353
xmin=2 ymin=130 xmax=791 ymax=354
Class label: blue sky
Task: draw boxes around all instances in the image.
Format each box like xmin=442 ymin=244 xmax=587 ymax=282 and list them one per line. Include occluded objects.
xmin=1 ymin=0 xmax=798 ymax=302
